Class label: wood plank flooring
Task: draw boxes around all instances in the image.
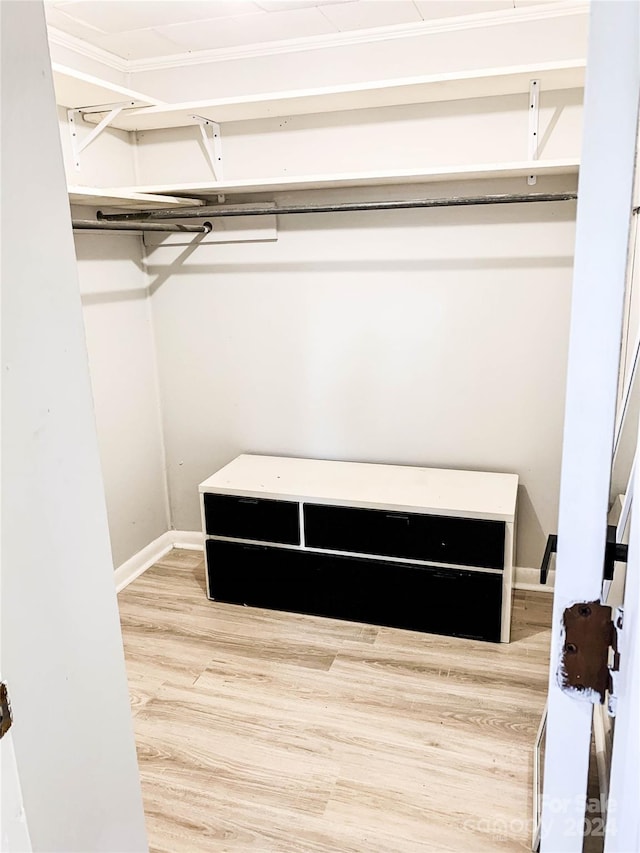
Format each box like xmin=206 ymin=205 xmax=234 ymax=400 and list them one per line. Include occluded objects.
xmin=118 ymin=548 xmax=553 ymax=853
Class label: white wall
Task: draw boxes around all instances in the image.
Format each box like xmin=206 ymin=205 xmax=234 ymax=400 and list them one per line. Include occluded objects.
xmin=0 ymin=2 xmax=147 ymax=850
xmin=146 ymin=175 xmax=575 ymax=570
xmin=74 ymin=230 xmax=169 ymax=567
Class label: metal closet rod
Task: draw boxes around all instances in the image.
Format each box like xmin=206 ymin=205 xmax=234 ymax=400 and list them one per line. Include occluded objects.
xmin=72 ymin=219 xmax=212 ymax=233
xmin=97 ymin=191 xmax=578 ymax=223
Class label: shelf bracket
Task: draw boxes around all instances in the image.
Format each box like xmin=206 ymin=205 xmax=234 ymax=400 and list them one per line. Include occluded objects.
xmin=191 ymin=116 xmax=223 ymax=181
xmin=67 ymin=102 xmax=132 ymax=171
xmin=527 ymin=79 xmax=540 ymax=186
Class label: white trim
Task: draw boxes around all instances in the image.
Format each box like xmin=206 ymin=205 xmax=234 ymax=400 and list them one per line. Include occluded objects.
xmin=47 ymin=27 xmax=129 ymax=74
xmin=114 ymin=532 xmax=174 ymax=593
xmin=114 ymin=530 xmax=204 ymax=593
xmin=48 ymin=2 xmax=588 ymax=75
xmin=171 ymin=530 xmax=204 ymax=551
xmin=515 ymin=582 xmax=554 ymax=593
xmin=514 ymin=566 xmax=555 ymax=592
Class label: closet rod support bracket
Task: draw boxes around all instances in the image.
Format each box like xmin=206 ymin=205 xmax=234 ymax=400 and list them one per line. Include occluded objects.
xmin=68 ymin=102 xmax=130 ymax=171
xmin=190 ymin=116 xmax=223 ymax=181
xmin=527 ymin=79 xmax=540 ymax=186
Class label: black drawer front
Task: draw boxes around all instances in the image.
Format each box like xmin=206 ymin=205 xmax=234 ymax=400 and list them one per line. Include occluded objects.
xmin=206 ymin=539 xmax=502 ymax=642
xmin=204 ymin=493 xmax=299 ymax=545
xmin=304 ymin=503 xmax=505 ymax=570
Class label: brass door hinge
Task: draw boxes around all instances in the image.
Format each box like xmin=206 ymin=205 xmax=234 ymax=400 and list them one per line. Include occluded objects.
xmin=558 ymin=601 xmax=622 ymax=714
xmin=0 ymin=682 xmax=13 ymax=739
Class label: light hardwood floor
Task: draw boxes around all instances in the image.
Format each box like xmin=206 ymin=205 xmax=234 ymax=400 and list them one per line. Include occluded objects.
xmin=118 ymin=548 xmax=553 ymax=853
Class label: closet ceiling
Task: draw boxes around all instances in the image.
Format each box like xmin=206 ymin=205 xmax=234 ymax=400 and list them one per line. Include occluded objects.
xmin=45 ymin=0 xmax=556 ymax=61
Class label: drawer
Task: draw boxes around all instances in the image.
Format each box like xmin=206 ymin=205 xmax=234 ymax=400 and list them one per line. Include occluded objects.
xmin=303 ymin=503 xmax=505 ymax=569
xmin=206 ymin=539 xmax=503 ymax=642
xmin=203 ymin=492 xmax=300 ymax=545
xmin=207 ymin=540 xmax=301 ymax=611
xmin=206 ymin=539 xmax=374 ymax=624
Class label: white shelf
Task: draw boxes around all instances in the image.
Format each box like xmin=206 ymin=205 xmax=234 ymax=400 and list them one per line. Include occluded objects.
xmin=68 ymin=186 xmax=206 ymax=210
xmin=108 ymin=159 xmax=580 ymax=200
xmin=52 ymin=63 xmax=162 ymax=110
xmin=85 ymin=59 xmax=585 ymax=132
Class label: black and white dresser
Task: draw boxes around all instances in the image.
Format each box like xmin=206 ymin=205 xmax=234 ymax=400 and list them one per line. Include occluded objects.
xmin=200 ymin=455 xmax=518 ymax=642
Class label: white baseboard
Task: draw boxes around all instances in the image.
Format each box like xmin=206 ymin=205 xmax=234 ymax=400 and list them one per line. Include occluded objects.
xmin=514 ymin=566 xmax=555 ymax=592
xmin=171 ymin=529 xmax=204 ymax=550
xmin=114 ymin=532 xmax=174 ymax=593
xmin=115 ymin=530 xmax=204 ymax=593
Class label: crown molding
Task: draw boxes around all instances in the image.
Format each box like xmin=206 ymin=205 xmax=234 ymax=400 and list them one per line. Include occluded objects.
xmin=47 ymin=26 xmax=129 ymax=73
xmin=48 ymin=0 xmax=588 ymax=76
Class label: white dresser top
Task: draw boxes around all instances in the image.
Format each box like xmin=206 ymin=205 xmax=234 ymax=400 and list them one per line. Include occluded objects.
xmin=200 ymin=455 xmax=518 ymax=522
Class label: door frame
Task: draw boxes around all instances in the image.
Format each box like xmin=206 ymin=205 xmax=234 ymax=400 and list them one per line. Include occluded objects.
xmin=540 ymin=2 xmax=640 ymax=851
